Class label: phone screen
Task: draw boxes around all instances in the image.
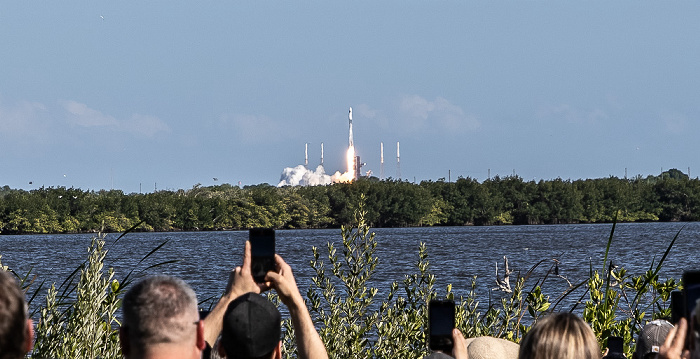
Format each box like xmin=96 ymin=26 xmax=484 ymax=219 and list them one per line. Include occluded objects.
xmin=249 ymin=228 xmax=275 ymax=282
xmin=607 ymin=336 xmax=624 ymax=354
xmin=429 ymin=300 xmax=455 ymax=353
xmin=671 ymin=290 xmax=684 ymax=325
xmin=684 ymin=272 xmax=700 ymax=319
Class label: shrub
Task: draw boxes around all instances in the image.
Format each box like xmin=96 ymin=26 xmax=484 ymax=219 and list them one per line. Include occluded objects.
xmin=32 ymin=233 xmax=122 ymax=358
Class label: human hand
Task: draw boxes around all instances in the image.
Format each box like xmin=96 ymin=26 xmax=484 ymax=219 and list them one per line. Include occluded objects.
xmin=452 ymin=328 xmax=469 ymax=359
xmin=265 ymin=254 xmax=302 ymax=308
xmin=658 ymin=318 xmax=690 ymax=359
xmin=225 ymin=241 xmax=267 ymax=298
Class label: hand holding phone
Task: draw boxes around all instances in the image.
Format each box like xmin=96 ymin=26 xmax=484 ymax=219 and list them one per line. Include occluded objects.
xmin=429 ymin=299 xmax=455 ymax=353
xmin=249 ymin=228 xmax=276 ymax=283
xmin=683 ymin=270 xmax=700 ymax=351
xmin=602 ymin=336 xmax=625 ymax=359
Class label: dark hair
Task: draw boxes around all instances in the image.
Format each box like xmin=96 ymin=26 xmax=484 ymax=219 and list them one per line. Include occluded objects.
xmin=519 ymin=312 xmax=601 ymax=359
xmin=228 ymin=350 xmax=275 ymax=359
xmin=0 ymin=270 xmax=29 ymax=359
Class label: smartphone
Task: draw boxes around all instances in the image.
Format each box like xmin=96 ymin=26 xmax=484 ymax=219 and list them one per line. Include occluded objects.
xmin=604 ymin=336 xmax=624 ymax=359
xmin=683 ymin=271 xmax=700 ymax=350
xmin=428 ymin=299 xmax=455 ymax=353
xmin=249 ymin=228 xmax=276 ymax=283
xmin=671 ymin=290 xmax=684 ymax=325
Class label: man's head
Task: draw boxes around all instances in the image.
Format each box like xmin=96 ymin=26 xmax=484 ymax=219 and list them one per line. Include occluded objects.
xmin=120 ymin=275 xmax=204 ymax=358
xmin=0 ymin=270 xmax=33 ymax=359
xmin=219 ymin=292 xmax=281 ymax=359
xmin=633 ymin=319 xmax=673 ymax=359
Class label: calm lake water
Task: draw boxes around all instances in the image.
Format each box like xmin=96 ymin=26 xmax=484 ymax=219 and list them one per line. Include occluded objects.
xmin=1 ymin=222 xmax=697 ymax=315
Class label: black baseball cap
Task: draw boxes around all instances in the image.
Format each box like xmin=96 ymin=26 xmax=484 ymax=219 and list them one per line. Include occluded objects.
xmin=221 ymin=292 xmax=281 ymax=359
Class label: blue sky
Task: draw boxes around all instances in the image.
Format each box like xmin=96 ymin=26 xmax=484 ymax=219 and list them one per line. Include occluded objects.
xmin=1 ymin=2 xmax=699 ymax=192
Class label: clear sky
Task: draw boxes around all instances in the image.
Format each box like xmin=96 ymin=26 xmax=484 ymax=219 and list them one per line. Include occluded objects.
xmin=1 ymin=2 xmax=699 ymax=192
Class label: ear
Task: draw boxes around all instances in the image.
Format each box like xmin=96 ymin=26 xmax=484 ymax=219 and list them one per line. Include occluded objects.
xmin=24 ymin=319 xmax=33 ymax=354
xmin=196 ymin=320 xmax=206 ymax=351
xmin=273 ymin=340 xmax=282 ymax=359
xmin=119 ymin=327 xmax=131 ymax=356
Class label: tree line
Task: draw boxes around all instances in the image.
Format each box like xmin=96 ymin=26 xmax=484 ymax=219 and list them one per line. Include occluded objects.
xmin=1 ymin=169 xmax=698 ymax=234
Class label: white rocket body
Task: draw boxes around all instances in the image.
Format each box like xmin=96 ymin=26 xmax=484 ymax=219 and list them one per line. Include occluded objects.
xmin=348 ymin=107 xmax=354 ymax=148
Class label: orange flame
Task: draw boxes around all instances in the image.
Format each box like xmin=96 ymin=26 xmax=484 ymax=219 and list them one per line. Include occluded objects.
xmin=331 ymin=145 xmax=356 ymax=183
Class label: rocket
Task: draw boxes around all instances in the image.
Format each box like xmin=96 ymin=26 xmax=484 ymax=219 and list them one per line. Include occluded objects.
xmin=348 ymin=107 xmax=354 ymax=148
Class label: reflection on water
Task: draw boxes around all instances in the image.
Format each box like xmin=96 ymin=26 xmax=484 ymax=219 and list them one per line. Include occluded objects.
xmin=1 ymin=222 xmax=697 ymax=315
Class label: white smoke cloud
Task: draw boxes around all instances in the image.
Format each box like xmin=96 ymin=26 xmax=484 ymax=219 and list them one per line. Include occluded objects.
xmin=277 ymin=165 xmax=332 ymax=187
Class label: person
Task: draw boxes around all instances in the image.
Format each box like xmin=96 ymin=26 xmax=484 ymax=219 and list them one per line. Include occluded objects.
xmin=634 ymin=320 xmax=674 ymax=359
xmin=449 ymin=329 xmax=519 ymax=359
xmin=0 ymin=270 xmax=34 ymax=359
xmin=219 ymin=292 xmax=281 ymax=359
xmin=657 ymin=317 xmax=690 ymax=359
xmin=658 ymin=296 xmax=700 ymax=359
xmin=518 ymin=312 xmax=601 ymax=359
xmin=215 ymin=242 xmax=328 ymax=359
xmin=119 ymin=275 xmax=206 ymax=359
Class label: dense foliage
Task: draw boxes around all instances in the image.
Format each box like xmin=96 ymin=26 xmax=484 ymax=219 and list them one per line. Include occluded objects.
xmin=1 ymin=169 xmax=699 ymax=234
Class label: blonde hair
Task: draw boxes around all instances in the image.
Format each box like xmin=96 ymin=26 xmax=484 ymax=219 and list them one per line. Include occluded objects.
xmin=519 ymin=312 xmax=601 ymax=359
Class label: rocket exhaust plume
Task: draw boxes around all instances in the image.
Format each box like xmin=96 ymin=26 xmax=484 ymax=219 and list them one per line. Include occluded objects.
xmin=279 ymin=107 xmax=357 ymax=186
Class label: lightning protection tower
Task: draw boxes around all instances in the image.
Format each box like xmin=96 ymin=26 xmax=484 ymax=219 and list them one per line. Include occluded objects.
xmin=380 ymin=142 xmax=385 ymax=180
xmin=396 ymin=142 xmax=401 ymax=180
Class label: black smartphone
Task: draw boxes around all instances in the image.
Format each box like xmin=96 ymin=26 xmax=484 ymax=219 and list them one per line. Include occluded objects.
xmin=603 ymin=336 xmax=625 ymax=359
xmin=683 ymin=270 xmax=700 ymax=350
xmin=671 ymin=290 xmax=684 ymax=325
xmin=428 ymin=299 xmax=455 ymax=353
xmin=249 ymin=228 xmax=276 ymax=283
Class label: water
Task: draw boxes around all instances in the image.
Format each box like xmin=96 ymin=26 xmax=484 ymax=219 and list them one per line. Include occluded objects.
xmin=1 ymin=222 xmax=697 ymax=315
